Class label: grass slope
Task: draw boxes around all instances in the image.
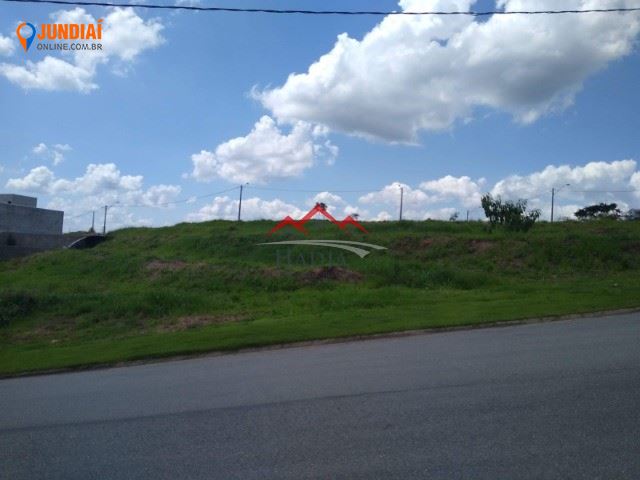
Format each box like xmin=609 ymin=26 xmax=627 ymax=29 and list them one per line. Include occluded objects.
xmin=1 ymin=219 xmax=639 ymax=375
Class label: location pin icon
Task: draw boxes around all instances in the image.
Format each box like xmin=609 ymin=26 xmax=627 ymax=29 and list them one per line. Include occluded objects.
xmin=16 ymin=22 xmax=36 ymax=52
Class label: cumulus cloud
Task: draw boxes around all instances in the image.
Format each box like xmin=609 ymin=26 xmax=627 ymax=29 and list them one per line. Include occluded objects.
xmin=5 ymin=166 xmax=56 ymax=192
xmin=0 ymin=35 xmax=14 ymax=56
xmin=184 ymin=159 xmax=640 ymax=223
xmin=0 ymin=8 xmax=164 ymax=92
xmin=352 ymin=160 xmax=640 ymax=220
xmin=311 ymin=191 xmax=345 ymax=206
xmin=187 ymin=196 xmax=304 ymax=222
xmin=6 ymin=162 xmax=181 ymax=231
xmin=7 ymin=163 xmax=143 ymax=194
xmin=190 ymin=115 xmax=338 ymax=184
xmin=631 ymin=172 xmax=640 ymax=198
xmin=256 ymin=0 xmax=640 ymax=142
xmin=420 ymin=175 xmax=485 ymax=207
xmin=6 ymin=162 xmax=180 ymax=208
xmin=359 ymin=182 xmax=430 ymax=207
xmin=491 ymin=159 xmax=640 ymax=219
xmin=1 ymin=56 xmax=98 ymax=92
xmin=492 ymin=160 xmax=637 ymax=199
xmin=32 ymin=143 xmax=72 ymax=165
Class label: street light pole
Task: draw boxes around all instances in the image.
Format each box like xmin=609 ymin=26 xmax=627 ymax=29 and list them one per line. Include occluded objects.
xmin=399 ymin=187 xmax=404 ymax=221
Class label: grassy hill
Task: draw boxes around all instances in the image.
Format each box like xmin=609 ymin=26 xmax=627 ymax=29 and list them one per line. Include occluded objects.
xmin=1 ymin=219 xmax=640 ymax=375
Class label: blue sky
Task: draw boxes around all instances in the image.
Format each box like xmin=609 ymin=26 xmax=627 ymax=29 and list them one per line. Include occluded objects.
xmin=1 ymin=0 xmax=639 ymax=230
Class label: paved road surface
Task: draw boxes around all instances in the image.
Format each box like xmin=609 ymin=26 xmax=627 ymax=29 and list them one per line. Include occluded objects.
xmin=1 ymin=313 xmax=639 ymax=479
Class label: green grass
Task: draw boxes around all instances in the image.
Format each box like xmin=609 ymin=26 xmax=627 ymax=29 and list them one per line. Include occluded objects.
xmin=1 ymin=219 xmax=639 ymax=375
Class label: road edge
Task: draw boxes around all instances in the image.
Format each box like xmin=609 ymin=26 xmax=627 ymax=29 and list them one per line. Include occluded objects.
xmin=2 ymin=307 xmax=639 ymax=379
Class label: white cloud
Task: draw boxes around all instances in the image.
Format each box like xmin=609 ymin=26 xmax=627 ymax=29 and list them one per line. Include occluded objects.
xmin=0 ymin=35 xmax=13 ymax=56
xmin=32 ymin=142 xmax=72 ymax=165
xmin=351 ymin=161 xmax=640 ymax=221
xmin=257 ymin=0 xmax=640 ymax=142
xmin=187 ymin=195 xmax=304 ymax=221
xmin=374 ymin=211 xmax=393 ymax=221
xmin=310 ymin=191 xmax=344 ymax=206
xmin=183 ymin=159 xmax=640 ymax=224
xmin=492 ymin=160 xmax=637 ymax=199
xmin=190 ymin=115 xmax=338 ymax=184
xmin=6 ymin=162 xmax=181 ymax=231
xmin=140 ymin=184 xmax=182 ymax=206
xmin=423 ymin=207 xmax=460 ymax=221
xmin=0 ymin=8 xmax=164 ymax=92
xmin=33 ymin=143 xmax=48 ymax=155
xmin=359 ymin=181 xmax=430 ymax=206
xmin=6 ymin=163 xmax=179 ymax=205
xmin=5 ymin=166 xmax=55 ymax=192
xmin=1 ymin=56 xmax=98 ymax=93
xmin=420 ymin=175 xmax=485 ymax=207
xmin=491 ymin=159 xmax=640 ymax=219
xmin=630 ymin=172 xmax=640 ymax=198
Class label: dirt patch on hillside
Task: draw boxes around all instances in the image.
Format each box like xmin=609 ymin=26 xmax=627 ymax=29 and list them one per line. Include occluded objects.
xmin=468 ymin=239 xmax=495 ymax=254
xmin=146 ymin=259 xmax=188 ymax=272
xmin=145 ymin=260 xmax=207 ymax=279
xmin=156 ymin=314 xmax=248 ymax=333
xmin=625 ymin=242 xmax=640 ymax=254
xmin=11 ymin=319 xmax=77 ymax=343
xmin=299 ymin=266 xmax=364 ymax=284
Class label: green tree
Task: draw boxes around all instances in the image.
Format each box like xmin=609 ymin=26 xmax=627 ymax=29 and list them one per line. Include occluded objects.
xmin=574 ymin=203 xmax=621 ymax=220
xmin=481 ymin=194 xmax=541 ymax=232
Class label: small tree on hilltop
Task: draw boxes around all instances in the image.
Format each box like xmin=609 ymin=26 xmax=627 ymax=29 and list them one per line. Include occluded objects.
xmin=481 ymin=194 xmax=541 ymax=232
xmin=574 ymin=203 xmax=621 ymax=220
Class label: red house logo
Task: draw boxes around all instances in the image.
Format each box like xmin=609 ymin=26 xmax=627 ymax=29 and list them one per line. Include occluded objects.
xmin=269 ymin=203 xmax=368 ymax=235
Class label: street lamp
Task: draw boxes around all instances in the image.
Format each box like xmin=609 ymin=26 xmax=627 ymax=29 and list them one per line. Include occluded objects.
xmin=551 ymin=184 xmax=570 ymax=223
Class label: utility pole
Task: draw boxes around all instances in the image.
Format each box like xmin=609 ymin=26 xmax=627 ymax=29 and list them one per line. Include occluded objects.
xmin=466 ymin=210 xmax=470 ymax=222
xmin=102 ymin=205 xmax=108 ymax=235
xmin=91 ymin=211 xmax=95 ymax=232
xmin=237 ymin=184 xmax=244 ymax=222
xmin=399 ymin=187 xmax=404 ymax=221
xmin=551 ymin=183 xmax=570 ymax=223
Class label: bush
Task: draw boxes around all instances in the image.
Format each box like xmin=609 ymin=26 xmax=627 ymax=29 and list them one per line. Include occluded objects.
xmin=575 ymin=203 xmax=621 ymax=220
xmin=0 ymin=292 xmax=36 ymax=327
xmin=481 ymin=194 xmax=541 ymax=232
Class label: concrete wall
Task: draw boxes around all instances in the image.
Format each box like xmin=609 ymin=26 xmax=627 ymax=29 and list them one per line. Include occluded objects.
xmin=0 ymin=204 xmax=63 ymax=235
xmin=0 ymin=232 xmax=86 ymax=261
xmin=0 ymin=194 xmax=37 ymax=208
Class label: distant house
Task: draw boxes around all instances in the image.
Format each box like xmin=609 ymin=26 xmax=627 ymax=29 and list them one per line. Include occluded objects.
xmin=0 ymin=194 xmax=63 ymax=235
xmin=0 ymin=194 xmax=67 ymax=260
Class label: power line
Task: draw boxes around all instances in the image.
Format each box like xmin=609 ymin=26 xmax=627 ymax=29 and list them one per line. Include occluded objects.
xmin=65 ymin=209 xmax=94 ymax=219
xmin=247 ymin=186 xmax=377 ymax=193
xmin=2 ymin=0 xmax=640 ymax=16
xmin=568 ymin=189 xmax=640 ymax=193
xmin=113 ymin=185 xmax=240 ymax=208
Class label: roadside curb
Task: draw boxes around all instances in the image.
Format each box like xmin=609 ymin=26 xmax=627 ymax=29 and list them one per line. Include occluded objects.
xmin=2 ymin=307 xmax=639 ymax=379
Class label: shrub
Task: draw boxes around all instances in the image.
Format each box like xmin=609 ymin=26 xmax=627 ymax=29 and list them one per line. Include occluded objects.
xmin=575 ymin=203 xmax=621 ymax=220
xmin=481 ymin=194 xmax=541 ymax=232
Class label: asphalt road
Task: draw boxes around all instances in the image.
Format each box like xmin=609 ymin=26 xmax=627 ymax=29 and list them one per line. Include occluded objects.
xmin=1 ymin=313 xmax=639 ymax=479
